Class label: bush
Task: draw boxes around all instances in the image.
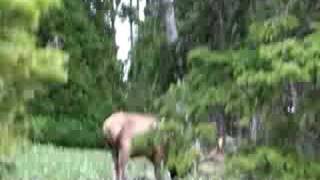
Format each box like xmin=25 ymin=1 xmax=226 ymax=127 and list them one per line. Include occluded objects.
xmin=29 ymin=116 xmax=104 ymax=149
xmin=155 ymin=120 xmax=201 ymax=177
xmin=130 ymin=120 xmax=204 ymax=177
xmin=194 ymin=122 xmax=217 ymax=148
xmin=226 ymin=147 xmax=320 ymax=180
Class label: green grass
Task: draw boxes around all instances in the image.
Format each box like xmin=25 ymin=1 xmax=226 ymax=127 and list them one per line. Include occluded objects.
xmin=3 ymin=144 xmax=224 ymax=180
xmin=5 ymin=144 xmax=156 ymax=180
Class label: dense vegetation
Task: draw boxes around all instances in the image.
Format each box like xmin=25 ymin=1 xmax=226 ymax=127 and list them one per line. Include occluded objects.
xmin=2 ymin=0 xmax=320 ymax=179
xmin=0 ymin=0 xmax=68 ymax=159
xmin=28 ymin=0 xmax=123 ymax=148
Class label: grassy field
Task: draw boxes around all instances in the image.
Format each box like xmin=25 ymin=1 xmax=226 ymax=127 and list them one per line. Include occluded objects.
xmin=2 ymin=144 xmax=223 ymax=180
xmin=4 ymin=144 xmax=157 ymax=180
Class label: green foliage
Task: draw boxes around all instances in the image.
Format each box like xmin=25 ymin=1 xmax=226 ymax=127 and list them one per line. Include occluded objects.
xmin=32 ymin=0 xmax=122 ymax=120
xmin=0 ymin=0 xmax=61 ymax=30
xmin=184 ymin=25 xmax=320 ymax=126
xmin=130 ymin=119 xmax=204 ymax=177
xmin=8 ymin=0 xmax=320 ymax=178
xmin=0 ymin=0 xmax=68 ymax=162
xmin=175 ymin=0 xmax=251 ymax=49
xmin=27 ymin=0 xmax=123 ymax=150
xmin=163 ymin=4 xmax=320 ymax=178
xmin=0 ymin=123 xmax=20 ymax=159
xmin=131 ymin=131 xmax=155 ymax=157
xmin=235 ymin=38 xmax=320 ymax=86
xmin=126 ymin=16 xmax=173 ymax=112
xmin=29 ymin=116 xmax=104 ymax=148
xmin=249 ymin=15 xmax=299 ymax=43
xmin=194 ymin=122 xmax=217 ymax=147
xmin=0 ymin=0 xmax=68 ymax=117
xmin=167 ymin=147 xmax=199 ymax=177
xmin=158 ymin=120 xmax=200 ymax=177
xmin=157 ymin=82 xmax=193 ymax=119
xmin=226 ymin=147 xmax=320 ymax=180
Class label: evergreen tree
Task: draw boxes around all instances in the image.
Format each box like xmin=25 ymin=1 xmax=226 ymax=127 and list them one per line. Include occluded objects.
xmin=32 ymin=0 xmax=123 ymax=120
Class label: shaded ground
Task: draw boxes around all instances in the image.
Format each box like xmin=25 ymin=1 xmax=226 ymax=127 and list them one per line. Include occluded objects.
xmin=2 ymin=144 xmax=224 ymax=180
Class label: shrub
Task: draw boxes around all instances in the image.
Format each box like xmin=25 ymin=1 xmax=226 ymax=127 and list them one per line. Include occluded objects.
xmin=194 ymin=122 xmax=217 ymax=148
xmin=226 ymin=147 xmax=320 ymax=180
xmin=29 ymin=116 xmax=104 ymax=149
xmin=130 ymin=120 xmax=205 ymax=177
xmin=156 ymin=120 xmax=202 ymax=177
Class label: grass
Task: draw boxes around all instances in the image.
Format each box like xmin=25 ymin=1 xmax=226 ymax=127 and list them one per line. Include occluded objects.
xmin=3 ymin=143 xmax=224 ymax=180
xmin=5 ymin=144 xmax=156 ymax=180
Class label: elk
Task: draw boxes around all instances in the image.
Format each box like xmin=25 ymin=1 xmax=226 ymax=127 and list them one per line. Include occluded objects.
xmin=102 ymin=111 xmax=170 ymax=180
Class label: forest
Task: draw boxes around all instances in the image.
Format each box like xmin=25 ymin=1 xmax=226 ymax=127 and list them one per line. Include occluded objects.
xmin=1 ymin=0 xmax=320 ymax=179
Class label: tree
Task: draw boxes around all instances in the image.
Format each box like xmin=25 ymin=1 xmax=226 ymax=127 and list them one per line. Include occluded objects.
xmin=32 ymin=0 xmax=123 ymax=120
xmin=175 ymin=0 xmax=320 ymax=178
xmin=0 ymin=0 xmax=68 ymax=158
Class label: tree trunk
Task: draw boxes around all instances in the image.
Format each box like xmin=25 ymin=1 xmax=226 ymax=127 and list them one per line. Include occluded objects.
xmin=249 ymin=111 xmax=261 ymax=145
xmin=288 ymin=81 xmax=298 ymax=113
xmin=217 ymin=0 xmax=225 ymax=49
xmin=160 ymin=0 xmax=184 ymax=80
xmin=130 ymin=0 xmax=134 ymax=49
xmin=136 ymin=0 xmax=140 ymax=33
xmin=160 ymin=0 xmax=178 ymax=44
xmin=236 ymin=117 xmax=242 ymax=147
xmin=94 ymin=0 xmax=107 ymax=33
xmin=217 ymin=113 xmax=225 ymax=153
xmin=209 ymin=105 xmax=226 ymax=154
xmin=137 ymin=0 xmax=140 ymax=19
xmin=111 ymin=0 xmax=120 ymax=36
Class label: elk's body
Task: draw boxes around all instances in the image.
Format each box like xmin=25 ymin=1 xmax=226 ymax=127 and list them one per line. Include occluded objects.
xmin=103 ymin=111 xmax=166 ymax=180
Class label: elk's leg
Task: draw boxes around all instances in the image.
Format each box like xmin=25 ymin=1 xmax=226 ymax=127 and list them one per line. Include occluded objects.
xmin=154 ymin=162 xmax=164 ymax=180
xmin=118 ymin=139 xmax=131 ymax=180
xmin=106 ymin=138 xmax=119 ymax=180
xmin=111 ymin=149 xmax=119 ymax=180
xmin=152 ymin=146 xmax=165 ymax=180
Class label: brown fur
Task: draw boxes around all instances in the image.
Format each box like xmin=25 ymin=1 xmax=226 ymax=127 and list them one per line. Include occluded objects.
xmin=102 ymin=111 xmax=165 ymax=180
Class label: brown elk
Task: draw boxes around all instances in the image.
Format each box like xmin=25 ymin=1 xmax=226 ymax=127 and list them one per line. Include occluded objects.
xmin=102 ymin=111 xmax=171 ymax=180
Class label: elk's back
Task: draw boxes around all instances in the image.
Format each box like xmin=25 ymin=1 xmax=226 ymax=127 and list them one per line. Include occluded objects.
xmin=102 ymin=112 xmax=158 ymax=145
